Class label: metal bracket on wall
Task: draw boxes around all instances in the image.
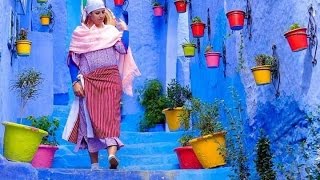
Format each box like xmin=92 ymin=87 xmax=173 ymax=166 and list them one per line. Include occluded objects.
xmin=272 ymin=45 xmax=280 ymax=97
xmin=307 ymin=5 xmax=318 ymax=66
xmin=48 ymin=4 xmax=55 ymax=33
xmin=164 ymin=0 xmax=168 ymax=24
xmin=222 ymin=40 xmax=227 ymax=78
xmin=245 ymin=0 xmax=252 ymax=40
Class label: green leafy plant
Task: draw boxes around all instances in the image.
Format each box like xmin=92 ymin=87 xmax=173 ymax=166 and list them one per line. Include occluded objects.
xmin=182 ymin=38 xmax=196 ymax=46
xmin=222 ymin=87 xmax=250 ymax=180
xmin=178 ymin=134 xmax=194 ymax=146
xmin=138 ymin=79 xmax=168 ymax=131
xmin=290 ymin=23 xmax=300 ymax=30
xmin=255 ymin=54 xmax=275 ymax=66
xmin=35 ymin=3 xmax=53 ymax=17
xmin=192 ymin=16 xmax=202 ymax=23
xmin=255 ymin=135 xmax=276 ymax=180
xmin=182 ymin=98 xmax=223 ymax=136
xmin=11 ymin=69 xmax=43 ymax=123
xmin=152 ymin=0 xmax=161 ymax=6
xmin=166 ymin=79 xmax=192 ymax=109
xmin=17 ymin=28 xmax=28 ymax=40
xmin=205 ymin=44 xmax=213 ymax=53
xmin=27 ymin=116 xmax=60 ymax=146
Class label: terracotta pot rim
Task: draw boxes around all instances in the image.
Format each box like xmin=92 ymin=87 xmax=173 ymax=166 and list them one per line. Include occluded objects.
xmin=226 ymin=10 xmax=245 ymax=16
xmin=251 ymin=65 xmax=272 ymax=71
xmin=189 ymin=131 xmax=226 ymax=143
xmin=205 ymin=52 xmax=220 ymax=56
xmin=190 ymin=22 xmax=205 ymax=26
xmin=284 ymin=27 xmax=307 ymax=36
xmin=182 ymin=44 xmax=196 ymax=47
xmin=39 ymin=144 xmax=59 ymax=149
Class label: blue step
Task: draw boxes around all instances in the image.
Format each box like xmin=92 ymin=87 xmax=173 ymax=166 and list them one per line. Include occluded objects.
xmin=38 ymin=167 xmax=233 ymax=180
xmin=120 ymin=131 xmax=184 ymax=144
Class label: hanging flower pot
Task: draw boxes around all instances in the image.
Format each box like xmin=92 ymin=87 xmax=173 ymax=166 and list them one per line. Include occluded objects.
xmin=175 ymin=146 xmax=203 ymax=169
xmin=204 ymin=45 xmax=220 ymax=68
xmin=251 ymin=54 xmax=275 ymax=85
xmin=162 ymin=107 xmax=186 ymax=131
xmin=284 ymin=24 xmax=308 ymax=52
xmin=16 ymin=28 xmax=31 ymax=56
xmin=114 ymin=0 xmax=125 ymax=6
xmin=251 ymin=66 xmax=272 ymax=85
xmin=190 ymin=17 xmax=205 ymax=38
xmin=174 ymin=0 xmax=187 ymax=13
xmin=31 ymin=144 xmax=59 ymax=168
xmin=16 ymin=40 xmax=32 ymax=56
xmin=226 ymin=10 xmax=245 ymax=30
xmin=153 ymin=6 xmax=164 ymax=16
xmin=40 ymin=15 xmax=51 ymax=25
xmin=182 ymin=40 xmax=196 ymax=57
xmin=2 ymin=122 xmax=48 ymax=162
xmin=189 ymin=132 xmax=226 ymax=169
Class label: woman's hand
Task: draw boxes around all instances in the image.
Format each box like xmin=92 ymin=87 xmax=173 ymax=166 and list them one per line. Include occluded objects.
xmin=116 ymin=19 xmax=128 ymax=31
xmin=73 ymin=82 xmax=85 ymax=97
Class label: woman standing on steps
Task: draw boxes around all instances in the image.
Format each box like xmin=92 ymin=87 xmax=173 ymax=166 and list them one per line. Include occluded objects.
xmin=62 ymin=0 xmax=140 ymax=170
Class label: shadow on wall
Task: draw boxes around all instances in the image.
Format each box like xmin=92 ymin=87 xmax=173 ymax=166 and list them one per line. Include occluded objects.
xmin=301 ymin=50 xmax=313 ymax=95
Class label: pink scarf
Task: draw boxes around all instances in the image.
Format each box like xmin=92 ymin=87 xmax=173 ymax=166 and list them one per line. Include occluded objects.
xmin=69 ymin=24 xmax=141 ymax=96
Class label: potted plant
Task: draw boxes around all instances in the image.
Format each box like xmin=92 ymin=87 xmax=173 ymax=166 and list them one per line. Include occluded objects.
xmin=36 ymin=3 xmax=53 ymax=26
xmin=114 ymin=0 xmax=125 ymax=6
xmin=174 ymin=108 xmax=203 ymax=169
xmin=138 ymin=79 xmax=168 ymax=132
xmin=182 ymin=38 xmax=196 ymax=57
xmin=251 ymin=54 xmax=275 ymax=85
xmin=1 ymin=69 xmax=47 ymax=162
xmin=284 ymin=23 xmax=308 ymax=52
xmin=162 ymin=79 xmax=192 ymax=131
xmin=27 ymin=116 xmax=60 ymax=168
xmin=15 ymin=28 xmax=32 ymax=56
xmin=226 ymin=10 xmax=246 ymax=30
xmin=174 ymin=0 xmax=187 ymax=13
xmin=204 ymin=44 xmax=221 ymax=68
xmin=37 ymin=0 xmax=48 ymax=3
xmin=152 ymin=0 xmax=164 ymax=17
xmin=190 ymin=16 xmax=205 ymax=38
xmin=255 ymin=135 xmax=276 ymax=180
xmin=187 ymin=98 xmax=226 ymax=169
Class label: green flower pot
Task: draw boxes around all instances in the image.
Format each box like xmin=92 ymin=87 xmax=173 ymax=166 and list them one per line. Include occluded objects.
xmin=2 ymin=121 xmax=48 ymax=162
xmin=182 ymin=44 xmax=196 ymax=57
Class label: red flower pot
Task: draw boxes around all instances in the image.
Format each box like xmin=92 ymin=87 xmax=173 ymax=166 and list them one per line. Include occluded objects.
xmin=174 ymin=0 xmax=187 ymax=13
xmin=190 ymin=22 xmax=205 ymax=38
xmin=174 ymin=146 xmax=203 ymax=169
xmin=114 ymin=0 xmax=125 ymax=6
xmin=205 ymin=52 xmax=220 ymax=68
xmin=31 ymin=144 xmax=58 ymax=168
xmin=153 ymin=6 xmax=164 ymax=16
xmin=226 ymin=10 xmax=245 ymax=30
xmin=284 ymin=28 xmax=308 ymax=52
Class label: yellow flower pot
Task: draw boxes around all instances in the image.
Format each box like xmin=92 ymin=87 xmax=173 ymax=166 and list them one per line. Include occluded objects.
xmin=162 ymin=107 xmax=185 ymax=131
xmin=182 ymin=44 xmax=196 ymax=57
xmin=251 ymin=65 xmax=272 ymax=85
xmin=2 ymin=121 xmax=48 ymax=162
xmin=16 ymin=40 xmax=32 ymax=56
xmin=189 ymin=132 xmax=226 ymax=168
xmin=40 ymin=16 xmax=50 ymax=25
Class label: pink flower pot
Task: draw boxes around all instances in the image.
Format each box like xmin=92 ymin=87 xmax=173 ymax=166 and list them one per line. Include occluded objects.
xmin=31 ymin=144 xmax=58 ymax=168
xmin=153 ymin=6 xmax=164 ymax=16
xmin=205 ymin=52 xmax=220 ymax=68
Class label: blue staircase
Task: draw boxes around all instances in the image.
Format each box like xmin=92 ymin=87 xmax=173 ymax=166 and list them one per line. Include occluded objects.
xmin=1 ymin=104 xmax=232 ymax=179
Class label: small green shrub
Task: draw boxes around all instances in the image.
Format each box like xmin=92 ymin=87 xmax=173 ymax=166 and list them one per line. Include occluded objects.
xmin=27 ymin=116 xmax=60 ymax=146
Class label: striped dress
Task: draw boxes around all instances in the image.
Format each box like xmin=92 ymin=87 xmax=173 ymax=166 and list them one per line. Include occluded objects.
xmin=69 ymin=41 xmax=126 ymax=153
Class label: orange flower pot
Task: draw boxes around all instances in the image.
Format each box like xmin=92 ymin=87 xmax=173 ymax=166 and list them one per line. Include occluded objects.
xmin=153 ymin=6 xmax=164 ymax=16
xmin=174 ymin=0 xmax=187 ymax=13
xmin=226 ymin=10 xmax=245 ymax=30
xmin=114 ymin=0 xmax=125 ymax=6
xmin=284 ymin=28 xmax=308 ymax=52
xmin=190 ymin=22 xmax=205 ymax=38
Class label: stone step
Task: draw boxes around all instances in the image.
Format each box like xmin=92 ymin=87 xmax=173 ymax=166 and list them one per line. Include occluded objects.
xmin=120 ymin=131 xmax=184 ymax=144
xmin=37 ymin=167 xmax=232 ymax=180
